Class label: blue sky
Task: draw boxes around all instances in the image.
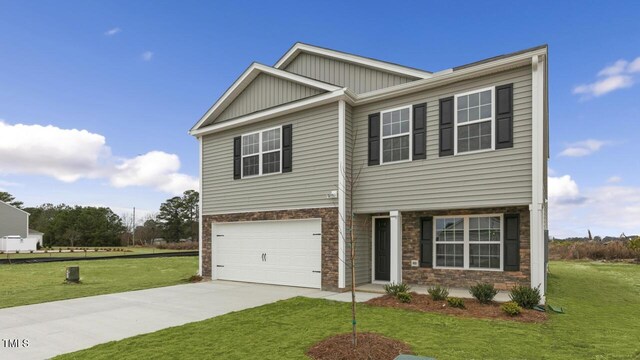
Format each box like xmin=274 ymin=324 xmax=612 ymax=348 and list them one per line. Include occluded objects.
xmin=1 ymin=0 xmax=639 ymax=237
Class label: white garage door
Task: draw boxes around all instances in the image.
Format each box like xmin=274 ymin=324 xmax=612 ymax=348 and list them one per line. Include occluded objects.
xmin=212 ymin=219 xmax=322 ymax=288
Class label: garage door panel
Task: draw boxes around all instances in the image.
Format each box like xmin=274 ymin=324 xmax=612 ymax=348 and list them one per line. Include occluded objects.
xmin=212 ymin=219 xmax=322 ymax=289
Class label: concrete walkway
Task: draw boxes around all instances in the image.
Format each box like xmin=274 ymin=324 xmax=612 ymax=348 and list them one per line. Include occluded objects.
xmin=356 ymin=283 xmax=512 ymax=302
xmin=0 ymin=281 xmax=380 ymax=360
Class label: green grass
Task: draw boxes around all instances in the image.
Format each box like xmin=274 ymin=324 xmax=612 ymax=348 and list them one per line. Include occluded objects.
xmin=0 ymin=257 xmax=198 ymax=308
xmin=3 ymin=247 xmax=192 ymax=259
xmin=56 ymin=261 xmax=640 ymax=359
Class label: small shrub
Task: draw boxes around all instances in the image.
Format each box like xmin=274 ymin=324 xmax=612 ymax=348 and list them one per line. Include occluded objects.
xmin=509 ymin=285 xmax=541 ymax=309
xmin=447 ymin=297 xmax=465 ymax=309
xmin=29 ymin=250 xmax=34 ymax=253
xmin=501 ymin=301 xmax=522 ymax=316
xmin=58 ymin=249 xmax=63 ymax=253
xmin=155 ymin=241 xmax=199 ymax=250
xmin=469 ymin=282 xmax=498 ymax=304
xmin=397 ymin=292 xmax=412 ymax=303
xmin=384 ymin=282 xmax=411 ymax=296
xmin=427 ymin=285 xmax=449 ymax=300
xmin=188 ymin=275 xmax=204 ymax=283
xmin=628 ymin=238 xmax=640 ymax=259
xmin=70 ymin=249 xmax=74 ymax=253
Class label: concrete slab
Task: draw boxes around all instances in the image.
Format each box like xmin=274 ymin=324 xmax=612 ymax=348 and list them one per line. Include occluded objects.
xmin=0 ymin=281 xmax=320 ymax=360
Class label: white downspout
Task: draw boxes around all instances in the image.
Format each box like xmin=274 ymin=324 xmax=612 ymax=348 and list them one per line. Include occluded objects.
xmin=389 ymin=210 xmax=402 ymax=284
xmin=531 ymin=55 xmax=546 ymax=301
xmin=198 ymin=136 xmax=204 ymax=277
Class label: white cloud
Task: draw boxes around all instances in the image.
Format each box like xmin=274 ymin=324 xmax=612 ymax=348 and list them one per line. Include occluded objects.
xmin=573 ymin=75 xmax=634 ymax=97
xmin=104 ymin=27 xmax=121 ymax=36
xmin=548 ymin=175 xmax=584 ymax=204
xmin=0 ymin=120 xmax=196 ymax=195
xmin=597 ymin=60 xmax=628 ymax=77
xmin=549 ymin=175 xmax=640 ymax=238
xmin=558 ymin=139 xmax=607 ymax=157
xmin=628 ymin=57 xmax=640 ymax=73
xmin=0 ymin=121 xmax=108 ymax=182
xmin=111 ymin=151 xmax=198 ymax=195
xmin=607 ymin=176 xmax=622 ymax=184
xmin=141 ymin=51 xmax=154 ymax=61
xmin=574 ymin=56 xmax=640 ymax=98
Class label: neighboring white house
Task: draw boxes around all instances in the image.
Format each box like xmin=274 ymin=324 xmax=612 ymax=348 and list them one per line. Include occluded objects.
xmin=0 ymin=201 xmax=42 ymax=252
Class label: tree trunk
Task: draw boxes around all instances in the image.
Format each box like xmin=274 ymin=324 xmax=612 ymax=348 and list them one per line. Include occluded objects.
xmin=351 ymin=218 xmax=357 ymax=347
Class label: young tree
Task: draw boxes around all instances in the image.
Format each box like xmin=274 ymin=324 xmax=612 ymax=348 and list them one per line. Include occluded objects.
xmin=336 ymin=129 xmax=366 ymax=347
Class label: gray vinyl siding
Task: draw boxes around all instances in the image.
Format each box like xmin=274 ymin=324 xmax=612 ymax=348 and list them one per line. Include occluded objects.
xmin=284 ymin=53 xmax=416 ymax=94
xmin=351 ymin=66 xmax=533 ymax=212
xmin=353 ymin=214 xmax=372 ymax=285
xmin=215 ymin=73 xmax=325 ymax=123
xmin=202 ymin=103 xmax=339 ymax=214
xmin=0 ymin=202 xmax=28 ymax=238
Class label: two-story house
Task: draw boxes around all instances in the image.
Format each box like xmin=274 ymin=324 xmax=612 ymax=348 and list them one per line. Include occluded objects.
xmin=190 ymin=43 xmax=549 ymax=299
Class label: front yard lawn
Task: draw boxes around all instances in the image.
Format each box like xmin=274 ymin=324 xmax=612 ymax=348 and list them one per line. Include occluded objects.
xmin=0 ymin=257 xmax=198 ymax=309
xmin=56 ymin=261 xmax=640 ymax=359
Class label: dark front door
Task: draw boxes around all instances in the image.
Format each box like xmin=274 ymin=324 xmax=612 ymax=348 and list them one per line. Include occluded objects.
xmin=374 ymin=218 xmax=391 ymax=281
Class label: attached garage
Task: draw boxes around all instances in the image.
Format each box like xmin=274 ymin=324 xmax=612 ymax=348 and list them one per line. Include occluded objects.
xmin=212 ymin=219 xmax=322 ymax=288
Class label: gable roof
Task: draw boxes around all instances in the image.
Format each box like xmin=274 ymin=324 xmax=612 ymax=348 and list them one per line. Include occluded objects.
xmin=274 ymin=42 xmax=433 ymax=79
xmin=190 ymin=62 xmax=341 ymax=132
xmin=191 ymin=44 xmax=547 ymax=137
xmin=0 ymin=200 xmax=30 ymax=216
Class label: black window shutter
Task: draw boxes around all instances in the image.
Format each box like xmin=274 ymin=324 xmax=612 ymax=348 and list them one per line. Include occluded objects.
xmin=282 ymin=124 xmax=292 ymax=173
xmin=368 ymin=113 xmax=380 ymax=166
xmin=504 ymin=213 xmax=520 ymax=271
xmin=412 ymin=103 xmax=426 ymax=160
xmin=420 ymin=217 xmax=434 ymax=267
xmin=233 ymin=136 xmax=241 ymax=180
xmin=439 ymin=97 xmax=454 ymax=156
xmin=495 ymin=83 xmax=514 ymax=149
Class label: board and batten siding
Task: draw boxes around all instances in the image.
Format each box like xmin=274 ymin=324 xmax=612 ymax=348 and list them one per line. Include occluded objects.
xmin=202 ymin=103 xmax=339 ymax=214
xmin=284 ymin=53 xmax=417 ymax=94
xmin=351 ymin=66 xmax=533 ymax=212
xmin=0 ymin=202 xmax=28 ymax=238
xmin=215 ymin=73 xmax=325 ymax=123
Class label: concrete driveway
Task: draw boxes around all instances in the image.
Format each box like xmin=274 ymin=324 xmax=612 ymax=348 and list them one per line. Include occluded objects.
xmin=0 ymin=281 xmax=379 ymax=360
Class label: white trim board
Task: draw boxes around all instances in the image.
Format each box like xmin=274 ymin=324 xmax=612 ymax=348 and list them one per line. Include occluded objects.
xmin=190 ymin=62 xmax=341 ymax=132
xmin=275 ymin=43 xmax=433 ymax=79
xmin=337 ymin=100 xmax=346 ymax=289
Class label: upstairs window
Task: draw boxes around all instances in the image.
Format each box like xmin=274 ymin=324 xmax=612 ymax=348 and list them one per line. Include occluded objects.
xmin=241 ymin=127 xmax=281 ymax=178
xmin=381 ymin=106 xmax=411 ymax=163
xmin=455 ymin=88 xmax=494 ymax=154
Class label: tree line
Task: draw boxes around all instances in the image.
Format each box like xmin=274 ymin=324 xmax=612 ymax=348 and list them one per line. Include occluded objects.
xmin=1 ymin=190 xmax=199 ymax=247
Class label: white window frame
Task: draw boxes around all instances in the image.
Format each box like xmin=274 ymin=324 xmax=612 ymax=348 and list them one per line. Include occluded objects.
xmin=433 ymin=214 xmax=504 ymax=271
xmin=380 ymin=105 xmax=413 ymax=165
xmin=454 ymin=87 xmax=495 ymax=156
xmin=241 ymin=125 xmax=282 ymax=179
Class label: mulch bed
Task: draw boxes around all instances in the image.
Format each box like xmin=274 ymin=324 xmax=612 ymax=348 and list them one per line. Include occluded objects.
xmin=306 ymin=332 xmax=413 ymax=360
xmin=366 ymin=293 xmax=547 ymax=323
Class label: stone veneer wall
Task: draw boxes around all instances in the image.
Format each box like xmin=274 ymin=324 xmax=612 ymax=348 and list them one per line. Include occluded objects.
xmin=360 ymin=206 xmax=530 ymax=290
xmin=201 ymin=208 xmax=339 ymax=291
xmin=401 ymin=206 xmax=531 ymax=289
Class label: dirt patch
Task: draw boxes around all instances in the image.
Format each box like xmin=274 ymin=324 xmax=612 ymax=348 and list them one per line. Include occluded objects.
xmin=366 ymin=293 xmax=547 ymax=323
xmin=306 ymin=332 xmax=413 ymax=360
